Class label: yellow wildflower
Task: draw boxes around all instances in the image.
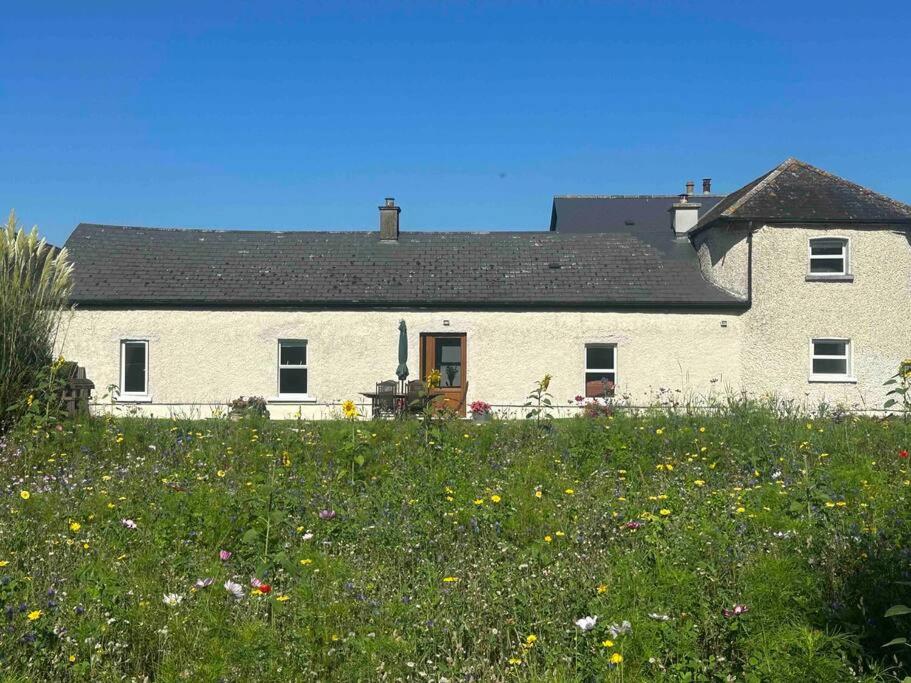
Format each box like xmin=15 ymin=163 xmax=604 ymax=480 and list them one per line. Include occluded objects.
xmin=276 ymin=595 xmax=290 ymax=602
xmin=564 ymin=488 xmax=574 ymax=495
xmin=69 ymin=521 xmax=81 ymax=533
xmin=610 ymin=652 xmax=623 ymax=664
xmin=490 ymin=494 xmax=501 ymax=503
xmin=341 ymin=400 xmax=358 ymax=420
xmin=602 ymin=639 xmax=614 ymax=647
xmin=442 ymin=576 xmax=459 ymax=583
xmin=19 ymin=491 xmax=30 ymax=500
xmin=544 ymin=535 xmax=553 ymax=543
xmin=659 ymin=509 xmax=671 ymax=516
xmin=27 ymin=610 xmax=42 ymax=621
xmin=299 ymin=558 xmax=313 ymax=566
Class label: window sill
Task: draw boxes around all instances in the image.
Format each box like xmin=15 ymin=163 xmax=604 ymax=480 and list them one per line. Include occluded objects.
xmin=268 ymin=395 xmax=317 ymax=404
xmin=805 ymin=274 xmax=854 ymax=282
xmin=118 ymin=394 xmax=152 ymax=403
xmin=808 ymin=375 xmax=857 ymax=384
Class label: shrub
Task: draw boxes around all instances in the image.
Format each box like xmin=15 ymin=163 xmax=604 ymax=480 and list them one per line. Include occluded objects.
xmin=0 ymin=211 xmax=72 ymax=431
xmin=228 ymin=396 xmax=269 ymax=418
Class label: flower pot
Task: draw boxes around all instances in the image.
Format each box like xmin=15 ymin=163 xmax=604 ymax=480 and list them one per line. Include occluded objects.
xmin=472 ymin=412 xmax=491 ymax=423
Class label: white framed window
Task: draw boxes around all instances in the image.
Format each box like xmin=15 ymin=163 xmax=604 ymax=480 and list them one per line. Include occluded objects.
xmin=277 ymin=340 xmax=309 ymax=398
xmin=808 ymin=237 xmax=849 ymax=276
xmin=119 ymin=339 xmax=150 ymax=401
xmin=809 ymin=338 xmax=854 ymax=382
xmin=584 ymin=344 xmax=617 ymax=397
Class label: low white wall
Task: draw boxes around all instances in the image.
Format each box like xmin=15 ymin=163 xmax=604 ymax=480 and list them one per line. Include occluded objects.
xmin=59 ymin=308 xmax=743 ymax=419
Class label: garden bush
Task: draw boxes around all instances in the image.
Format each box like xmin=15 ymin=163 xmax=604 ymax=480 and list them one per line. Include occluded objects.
xmin=1 ymin=410 xmax=910 ymax=680
xmin=0 ymin=210 xmax=73 ymax=430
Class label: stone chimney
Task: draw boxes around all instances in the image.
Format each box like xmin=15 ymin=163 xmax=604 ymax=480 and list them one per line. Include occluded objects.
xmin=685 ymin=180 xmax=695 ymax=196
xmin=702 ymin=178 xmax=712 ymax=194
xmin=379 ymin=197 xmax=400 ymax=241
xmin=669 ymin=192 xmax=701 ymax=236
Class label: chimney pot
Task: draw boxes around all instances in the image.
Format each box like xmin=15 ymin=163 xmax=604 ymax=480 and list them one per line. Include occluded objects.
xmin=702 ymin=178 xmax=712 ymax=194
xmin=685 ymin=180 xmax=695 ymax=196
xmin=379 ymin=197 xmax=401 ymax=240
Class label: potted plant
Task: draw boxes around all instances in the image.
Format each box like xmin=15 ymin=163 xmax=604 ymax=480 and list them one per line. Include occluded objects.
xmin=228 ymin=396 xmax=270 ymax=420
xmin=470 ymin=400 xmax=493 ymax=423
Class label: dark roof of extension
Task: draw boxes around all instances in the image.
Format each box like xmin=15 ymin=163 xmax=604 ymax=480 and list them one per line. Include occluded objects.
xmin=694 ymin=158 xmax=911 ymax=233
xmin=550 ymin=194 xmax=725 ymax=234
xmin=64 ymin=223 xmax=744 ymax=308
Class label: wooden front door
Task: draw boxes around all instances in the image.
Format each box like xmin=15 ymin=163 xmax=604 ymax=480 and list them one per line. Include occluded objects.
xmin=420 ymin=333 xmax=467 ymax=415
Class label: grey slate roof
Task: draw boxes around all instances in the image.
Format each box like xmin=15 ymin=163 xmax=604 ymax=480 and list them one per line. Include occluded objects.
xmin=695 ymin=158 xmax=911 ymax=232
xmin=550 ymin=194 xmax=725 ymax=235
xmin=64 ymin=223 xmax=744 ymax=308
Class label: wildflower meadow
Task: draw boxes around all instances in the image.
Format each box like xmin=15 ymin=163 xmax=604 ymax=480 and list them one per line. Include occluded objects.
xmin=2 ymin=409 xmax=911 ymax=681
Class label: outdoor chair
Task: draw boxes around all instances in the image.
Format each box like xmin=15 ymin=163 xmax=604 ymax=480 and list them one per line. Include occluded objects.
xmin=373 ymin=380 xmax=398 ymax=418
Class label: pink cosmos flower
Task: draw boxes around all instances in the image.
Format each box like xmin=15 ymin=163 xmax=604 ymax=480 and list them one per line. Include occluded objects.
xmin=318 ymin=509 xmax=336 ymax=520
xmin=219 ymin=550 xmax=232 ymax=561
xmin=722 ymin=604 xmax=750 ymax=618
xmin=194 ymin=578 xmax=214 ymax=589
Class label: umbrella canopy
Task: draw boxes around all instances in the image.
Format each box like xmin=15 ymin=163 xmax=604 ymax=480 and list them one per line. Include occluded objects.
xmin=396 ymin=319 xmax=409 ymax=381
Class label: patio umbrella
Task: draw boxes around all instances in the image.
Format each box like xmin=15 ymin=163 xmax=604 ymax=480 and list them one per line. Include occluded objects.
xmin=396 ymin=319 xmax=409 ymax=382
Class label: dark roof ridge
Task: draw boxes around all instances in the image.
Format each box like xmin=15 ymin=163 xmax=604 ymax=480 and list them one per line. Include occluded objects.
xmin=553 ymin=193 xmax=725 ymax=200
xmin=74 ymin=223 xmax=547 ymax=237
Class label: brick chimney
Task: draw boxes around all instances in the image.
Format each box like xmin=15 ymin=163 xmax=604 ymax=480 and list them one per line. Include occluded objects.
xmin=669 ymin=192 xmax=701 ymax=236
xmin=702 ymin=178 xmax=712 ymax=194
xmin=379 ymin=197 xmax=400 ymax=241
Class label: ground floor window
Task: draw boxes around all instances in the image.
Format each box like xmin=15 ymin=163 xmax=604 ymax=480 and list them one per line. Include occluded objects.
xmin=585 ymin=344 xmax=616 ymax=397
xmin=278 ymin=340 xmax=308 ymax=396
xmin=120 ymin=340 xmax=148 ymax=398
xmin=810 ymin=338 xmax=851 ymax=380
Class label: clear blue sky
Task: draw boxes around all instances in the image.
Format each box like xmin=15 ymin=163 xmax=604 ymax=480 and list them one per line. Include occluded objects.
xmin=3 ymin=1 xmax=910 ymax=246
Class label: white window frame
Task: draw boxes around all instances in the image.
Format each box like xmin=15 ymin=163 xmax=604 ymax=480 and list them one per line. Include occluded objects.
xmin=584 ymin=343 xmax=618 ymax=397
xmin=809 ymin=337 xmax=856 ymax=383
xmin=807 ymin=236 xmax=850 ymax=277
xmin=119 ymin=339 xmax=151 ymax=402
xmin=275 ymin=339 xmax=313 ymax=402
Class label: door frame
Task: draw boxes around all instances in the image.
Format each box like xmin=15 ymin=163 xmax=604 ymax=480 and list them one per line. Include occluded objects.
xmin=420 ymin=332 xmax=468 ymax=416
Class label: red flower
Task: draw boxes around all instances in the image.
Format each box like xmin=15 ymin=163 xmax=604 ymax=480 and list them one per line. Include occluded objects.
xmin=900 ymin=449 xmax=909 ymax=459
xmin=259 ymin=584 xmax=272 ymax=594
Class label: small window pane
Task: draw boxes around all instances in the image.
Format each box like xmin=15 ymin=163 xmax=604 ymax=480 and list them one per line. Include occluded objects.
xmin=809 ymin=258 xmax=845 ymax=274
xmin=123 ymin=342 xmax=146 ymax=393
xmin=435 ymin=338 xmax=462 ymax=387
xmin=813 ymin=341 xmax=846 ymax=357
xmin=812 ymin=358 xmax=847 ymax=375
xmin=810 ymin=243 xmax=844 ymax=256
xmin=279 ymin=368 xmax=308 ymax=394
xmin=586 ymin=346 xmax=615 ymax=370
xmin=585 ymin=372 xmax=616 ymax=398
xmin=280 ymin=342 xmax=307 ymax=366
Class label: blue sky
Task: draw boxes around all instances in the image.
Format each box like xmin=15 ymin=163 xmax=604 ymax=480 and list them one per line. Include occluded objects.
xmin=2 ymin=1 xmax=910 ymax=246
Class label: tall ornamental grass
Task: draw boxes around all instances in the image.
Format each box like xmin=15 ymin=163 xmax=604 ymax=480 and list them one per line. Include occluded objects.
xmin=0 ymin=210 xmax=73 ymax=429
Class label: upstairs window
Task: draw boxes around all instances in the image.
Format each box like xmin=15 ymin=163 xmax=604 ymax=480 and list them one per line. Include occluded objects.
xmin=808 ymin=238 xmax=849 ymax=276
xmin=278 ymin=340 xmax=308 ymax=396
xmin=120 ymin=340 xmax=149 ymax=398
xmin=585 ymin=344 xmax=616 ymax=397
xmin=810 ymin=338 xmax=852 ymax=380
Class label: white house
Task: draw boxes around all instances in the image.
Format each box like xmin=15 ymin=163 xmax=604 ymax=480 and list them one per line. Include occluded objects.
xmin=59 ymin=158 xmax=911 ymax=417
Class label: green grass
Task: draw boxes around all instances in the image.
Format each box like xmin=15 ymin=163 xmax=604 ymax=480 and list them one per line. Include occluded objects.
xmin=1 ymin=410 xmax=911 ymax=681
